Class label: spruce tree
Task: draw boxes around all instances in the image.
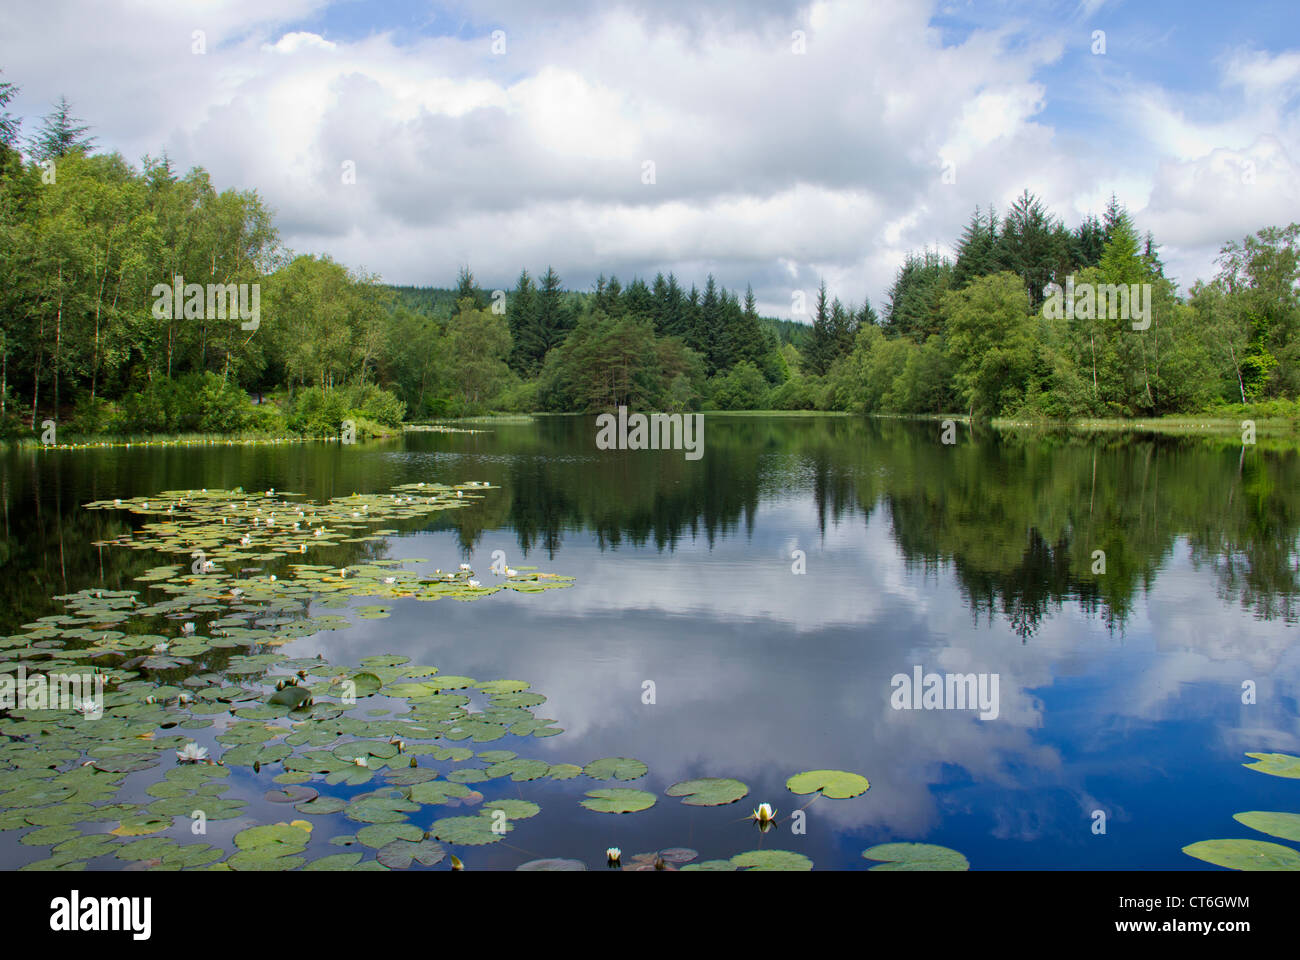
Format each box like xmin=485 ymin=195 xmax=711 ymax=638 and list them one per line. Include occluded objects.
xmin=28 ymin=95 xmax=97 ymax=161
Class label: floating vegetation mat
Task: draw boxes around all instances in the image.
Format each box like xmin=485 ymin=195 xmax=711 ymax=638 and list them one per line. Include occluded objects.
xmin=0 ymin=481 xmax=961 ymax=871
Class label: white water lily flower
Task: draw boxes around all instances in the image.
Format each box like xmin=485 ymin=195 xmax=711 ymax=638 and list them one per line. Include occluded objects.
xmin=506 ymin=568 xmax=517 ymax=577
xmin=152 ymin=641 xmax=170 ymax=654
xmin=606 ymin=847 xmax=621 ymax=863
xmin=456 ymin=490 xmax=463 ymax=498
xmin=74 ymin=699 xmax=99 ymax=717
xmin=181 ymin=622 xmax=195 ymax=635
xmin=459 ymin=563 xmax=471 ymax=571
xmin=468 ymin=580 xmax=481 ymax=588
xmin=353 ymin=757 xmax=369 ymax=767
xmin=176 ymin=742 xmax=208 ymax=763
xmin=240 ymin=536 xmax=251 ymax=546
xmin=383 ymin=577 xmax=396 ymax=584
xmin=752 ymin=803 xmax=777 ymax=824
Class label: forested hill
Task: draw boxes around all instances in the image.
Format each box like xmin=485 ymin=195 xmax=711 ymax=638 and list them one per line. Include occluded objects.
xmin=2 ymin=79 xmax=1298 ymax=438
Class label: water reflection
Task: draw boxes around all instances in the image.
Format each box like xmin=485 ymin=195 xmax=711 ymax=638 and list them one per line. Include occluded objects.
xmin=1 ymin=417 xmax=1296 ymax=869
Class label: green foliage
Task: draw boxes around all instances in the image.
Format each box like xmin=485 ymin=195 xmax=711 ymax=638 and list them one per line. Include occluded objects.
xmin=708 ymin=360 xmax=769 ymax=410
xmin=0 ymin=87 xmax=1295 ymax=430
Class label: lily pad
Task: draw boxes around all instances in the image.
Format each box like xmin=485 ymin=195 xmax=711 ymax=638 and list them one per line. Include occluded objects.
xmin=376 ymin=838 xmax=446 ymax=868
xmin=431 ymin=815 xmax=512 ymax=845
xmin=517 ymin=858 xmax=586 ymax=871
xmin=1233 ymin=811 xmax=1300 ymax=843
xmin=580 ymin=788 xmax=657 ymax=814
xmin=1242 ymin=753 xmax=1300 ymax=779
xmin=583 ymin=757 xmax=648 ymax=781
xmin=1182 ymin=839 xmax=1300 ymax=870
xmin=785 ymin=769 xmax=870 ymax=799
xmin=665 ymin=777 xmax=749 ymax=806
xmin=730 ymin=849 xmax=814 ymax=871
xmin=861 ymin=842 xmax=969 ymax=871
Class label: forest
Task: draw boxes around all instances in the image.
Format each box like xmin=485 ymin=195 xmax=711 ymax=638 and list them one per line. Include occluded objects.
xmin=2 ymin=78 xmax=1298 ymax=439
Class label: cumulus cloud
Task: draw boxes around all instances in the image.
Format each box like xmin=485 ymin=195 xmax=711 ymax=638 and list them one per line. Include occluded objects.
xmin=1 ymin=0 xmax=1296 ymax=310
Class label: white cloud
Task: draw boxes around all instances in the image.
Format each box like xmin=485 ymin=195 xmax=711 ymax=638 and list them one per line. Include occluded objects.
xmin=2 ymin=0 xmax=1296 ymax=307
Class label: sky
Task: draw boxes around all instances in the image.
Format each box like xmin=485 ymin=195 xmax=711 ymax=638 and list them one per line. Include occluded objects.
xmin=2 ymin=0 xmax=1298 ymax=318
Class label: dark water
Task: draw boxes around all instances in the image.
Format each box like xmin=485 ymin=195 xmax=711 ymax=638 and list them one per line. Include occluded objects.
xmin=2 ymin=415 xmax=1298 ymax=870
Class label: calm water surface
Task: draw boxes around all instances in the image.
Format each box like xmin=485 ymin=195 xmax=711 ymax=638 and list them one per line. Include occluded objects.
xmin=2 ymin=415 xmax=1297 ymax=870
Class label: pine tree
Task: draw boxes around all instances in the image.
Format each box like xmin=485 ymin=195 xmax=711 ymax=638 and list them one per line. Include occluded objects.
xmin=0 ymin=71 xmax=20 ymax=153
xmin=1102 ymin=194 xmax=1128 ymax=244
xmin=1142 ymin=231 xmax=1165 ymax=278
xmin=699 ymin=275 xmax=724 ymax=374
xmin=28 ymin=95 xmax=97 ymax=161
xmin=507 ymin=269 xmax=536 ymax=373
xmin=1071 ymin=214 xmax=1106 ymax=270
xmin=829 ymin=298 xmax=854 ymax=360
xmin=453 ymin=266 xmax=484 ymax=314
xmin=513 ymin=267 xmax=569 ymax=374
xmin=808 ymin=280 xmax=834 ymax=375
xmin=952 ymin=205 xmax=999 ymax=289
xmin=997 ymin=190 xmax=1064 ymax=308
xmin=625 ymin=277 xmax=653 ymax=319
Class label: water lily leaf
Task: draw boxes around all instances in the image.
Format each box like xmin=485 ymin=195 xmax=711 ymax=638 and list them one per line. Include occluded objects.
xmin=21 ymin=824 xmax=81 ymax=846
xmin=53 ymin=834 xmax=117 ymax=860
xmin=356 ymin=822 xmax=424 ymax=848
xmin=580 ymin=788 xmax=656 ymax=814
xmin=480 ymin=799 xmax=540 ymax=820
xmin=862 ymin=843 xmax=969 ymax=871
xmin=484 ymin=758 xmax=550 ymax=782
xmin=266 ymin=785 xmax=318 ymax=804
xmin=583 ymin=757 xmax=647 ymax=781
xmin=1242 ymin=753 xmax=1300 ymax=779
xmin=665 ymin=778 xmax=749 ymax=806
xmin=345 ymin=795 xmax=420 ymax=824
xmin=268 ymin=686 xmax=312 ymax=708
xmin=547 ymin=764 xmax=583 ymax=781
xmin=377 ymin=838 xmax=446 ymax=868
xmin=681 ymin=859 xmax=738 ymax=872
xmin=304 ymin=853 xmax=366 ymax=871
xmin=1233 ymin=811 xmax=1300 ymax=843
xmin=1182 ymin=839 xmax=1300 ymax=870
xmin=517 ymin=858 xmax=586 ymax=871
xmin=328 ymin=672 xmax=382 ymax=698
xmin=446 ymin=768 xmax=489 ymax=784
xmin=161 ymin=843 xmax=225 ymax=869
xmin=431 ymin=815 xmax=512 ymax=845
xmin=116 ymin=837 xmax=177 ymax=861
xmin=234 ymin=822 xmax=312 ymax=850
xmin=294 ymin=796 xmax=348 ymax=816
xmin=110 ymin=816 xmax=172 ymax=837
xmin=409 ymin=781 xmax=472 ymax=805
xmin=785 ymin=769 xmax=869 ymax=799
xmin=731 ymin=849 xmax=814 ymax=871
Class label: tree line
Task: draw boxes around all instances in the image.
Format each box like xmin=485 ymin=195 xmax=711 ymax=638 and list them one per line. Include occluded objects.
xmin=1 ymin=76 xmax=1296 ymax=436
